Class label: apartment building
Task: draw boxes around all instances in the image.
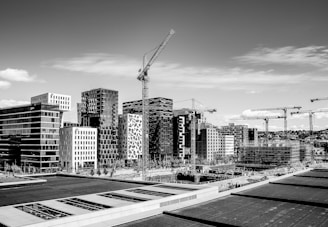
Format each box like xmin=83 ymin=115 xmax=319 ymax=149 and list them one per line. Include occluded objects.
xmin=59 ymin=127 xmax=97 ymax=172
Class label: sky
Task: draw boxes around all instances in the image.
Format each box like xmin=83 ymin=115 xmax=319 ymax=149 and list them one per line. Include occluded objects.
xmin=1 ymin=0 xmax=328 ymax=131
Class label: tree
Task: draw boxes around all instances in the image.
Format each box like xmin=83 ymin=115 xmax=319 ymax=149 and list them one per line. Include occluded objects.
xmin=97 ymin=169 xmax=101 ymax=176
xmin=103 ymin=168 xmax=108 ymax=175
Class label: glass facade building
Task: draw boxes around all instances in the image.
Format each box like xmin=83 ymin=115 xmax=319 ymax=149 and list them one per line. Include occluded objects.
xmin=0 ymin=103 xmax=60 ymax=172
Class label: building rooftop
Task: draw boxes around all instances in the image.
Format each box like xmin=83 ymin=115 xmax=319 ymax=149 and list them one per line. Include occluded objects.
xmin=120 ymin=168 xmax=328 ymax=227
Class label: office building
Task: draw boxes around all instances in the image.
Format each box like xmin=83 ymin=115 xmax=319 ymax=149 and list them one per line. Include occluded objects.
xmin=123 ymin=97 xmax=173 ymax=160
xmin=172 ymin=109 xmax=203 ymax=159
xmin=31 ymin=93 xmax=71 ymax=127
xmin=118 ymin=114 xmax=142 ymax=161
xmin=80 ymin=88 xmax=118 ymax=167
xmin=239 ymin=141 xmax=300 ymax=165
xmin=0 ymin=103 xmax=60 ymax=172
xmin=220 ymin=135 xmax=234 ymax=156
xmin=248 ymin=128 xmax=258 ymax=146
xmin=59 ymin=127 xmax=97 ymax=173
xmin=196 ymin=126 xmax=221 ymax=162
xmin=221 ymin=123 xmax=249 ymax=154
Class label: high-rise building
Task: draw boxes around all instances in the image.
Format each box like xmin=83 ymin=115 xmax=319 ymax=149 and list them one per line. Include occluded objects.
xmin=0 ymin=103 xmax=60 ymax=172
xmin=31 ymin=93 xmax=71 ymax=127
xmin=220 ymin=135 xmax=234 ymax=156
xmin=196 ymin=126 xmax=221 ymax=162
xmin=59 ymin=127 xmax=97 ymax=173
xmin=80 ymin=88 xmax=118 ymax=167
xmin=172 ymin=109 xmax=203 ymax=159
xmin=248 ymin=128 xmax=258 ymax=146
xmin=220 ymin=123 xmax=249 ymax=154
xmin=118 ymin=114 xmax=142 ymax=161
xmin=123 ymin=97 xmax=173 ymax=160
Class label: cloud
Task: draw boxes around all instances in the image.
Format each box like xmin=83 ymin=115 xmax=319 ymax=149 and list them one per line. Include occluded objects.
xmin=241 ymin=109 xmax=281 ymax=118
xmin=315 ymin=111 xmax=328 ymax=119
xmin=0 ymin=68 xmax=37 ymax=82
xmin=0 ymin=81 xmax=11 ymax=89
xmin=0 ymin=99 xmax=30 ymax=108
xmin=236 ymin=46 xmax=328 ymax=69
xmin=49 ymin=53 xmax=308 ymax=91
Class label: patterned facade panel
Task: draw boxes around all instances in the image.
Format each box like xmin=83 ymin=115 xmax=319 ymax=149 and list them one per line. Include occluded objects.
xmin=118 ymin=114 xmax=142 ymax=160
xmin=122 ymin=97 xmax=173 ymax=160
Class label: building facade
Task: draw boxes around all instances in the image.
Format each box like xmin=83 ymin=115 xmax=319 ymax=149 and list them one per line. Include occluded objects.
xmin=248 ymin=128 xmax=259 ymax=146
xmin=221 ymin=123 xmax=249 ymax=154
xmin=220 ymin=135 xmax=234 ymax=156
xmin=79 ymin=88 xmax=118 ymax=167
xmin=31 ymin=93 xmax=71 ymax=127
xmin=118 ymin=114 xmax=142 ymax=161
xmin=59 ymin=127 xmax=97 ymax=173
xmin=239 ymin=141 xmax=301 ymax=165
xmin=197 ymin=127 xmax=221 ymax=162
xmin=172 ymin=109 xmax=203 ymax=160
xmin=0 ymin=103 xmax=60 ymax=172
xmin=123 ymin=97 xmax=173 ymax=160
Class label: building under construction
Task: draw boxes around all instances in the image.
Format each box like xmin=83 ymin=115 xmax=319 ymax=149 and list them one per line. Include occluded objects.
xmin=239 ymin=141 xmax=301 ymax=166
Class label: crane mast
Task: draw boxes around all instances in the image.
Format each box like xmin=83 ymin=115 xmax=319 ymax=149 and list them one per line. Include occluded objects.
xmin=237 ymin=116 xmax=284 ymax=144
xmin=137 ymin=29 xmax=175 ymax=180
xmin=251 ymin=106 xmax=301 ymax=139
xmin=189 ymin=99 xmax=216 ymax=174
xmin=291 ymin=109 xmax=328 ymax=135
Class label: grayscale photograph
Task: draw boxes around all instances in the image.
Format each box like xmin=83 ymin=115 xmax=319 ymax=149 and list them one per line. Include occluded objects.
xmin=0 ymin=0 xmax=327 ymax=226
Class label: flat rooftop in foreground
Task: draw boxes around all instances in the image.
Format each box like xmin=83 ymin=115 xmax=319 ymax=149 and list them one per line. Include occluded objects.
xmin=0 ymin=175 xmax=212 ymax=227
xmin=0 ymin=175 xmax=151 ymax=207
xmin=120 ymin=169 xmax=328 ymax=227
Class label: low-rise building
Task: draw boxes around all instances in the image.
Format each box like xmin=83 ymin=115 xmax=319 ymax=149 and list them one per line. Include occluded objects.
xmin=239 ymin=141 xmax=301 ymax=165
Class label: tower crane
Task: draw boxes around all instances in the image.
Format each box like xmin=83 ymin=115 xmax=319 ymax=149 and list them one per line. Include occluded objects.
xmin=311 ymin=97 xmax=328 ymax=102
xmin=290 ymin=109 xmax=328 ymax=135
xmin=236 ymin=116 xmax=284 ymax=144
xmin=190 ymin=99 xmax=216 ymax=174
xmin=251 ymin=106 xmax=302 ymax=139
xmin=137 ymin=29 xmax=175 ymax=180
xmin=174 ymin=98 xmax=216 ymax=174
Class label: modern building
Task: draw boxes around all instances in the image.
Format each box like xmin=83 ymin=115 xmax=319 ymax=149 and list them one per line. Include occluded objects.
xmin=172 ymin=109 xmax=203 ymax=160
xmin=123 ymin=97 xmax=173 ymax=161
xmin=79 ymin=88 xmax=119 ymax=167
xmin=118 ymin=114 xmax=142 ymax=161
xmin=220 ymin=135 xmax=234 ymax=156
xmin=63 ymin=122 xmax=80 ymax=127
xmin=80 ymin=88 xmax=118 ymax=127
xmin=0 ymin=103 xmax=60 ymax=172
xmin=220 ymin=123 xmax=249 ymax=154
xmin=239 ymin=141 xmax=301 ymax=165
xmin=59 ymin=127 xmax=97 ymax=173
xmin=31 ymin=93 xmax=71 ymax=127
xmin=248 ymin=128 xmax=258 ymax=146
xmin=196 ymin=124 xmax=221 ymax=162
